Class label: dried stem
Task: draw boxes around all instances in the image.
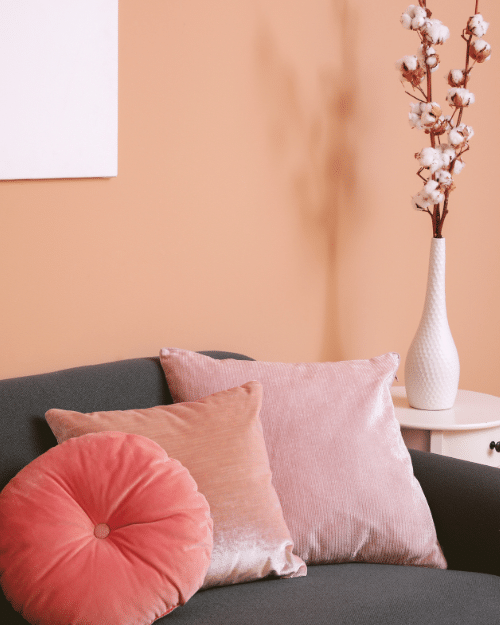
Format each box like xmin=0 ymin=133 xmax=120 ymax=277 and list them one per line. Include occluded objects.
xmin=405 ymin=90 xmax=426 ymax=103
xmin=457 ymin=31 xmax=473 ymax=125
xmin=417 ymin=167 xmax=428 ymax=182
xmin=436 ymin=192 xmax=450 ymax=237
xmin=440 ymin=1 xmax=478 ymax=234
xmin=447 ymin=107 xmax=459 ymax=126
xmin=433 ymin=1 xmax=478 ymax=236
xmin=425 ymin=56 xmax=433 ymax=107
xmin=416 ymin=85 xmax=427 ymax=99
xmin=423 ymin=35 xmax=441 ymax=232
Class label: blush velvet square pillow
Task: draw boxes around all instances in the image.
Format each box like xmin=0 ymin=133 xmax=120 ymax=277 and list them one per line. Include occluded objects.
xmin=159 ymin=348 xmax=447 ymax=569
xmin=46 ymin=381 xmax=306 ymax=589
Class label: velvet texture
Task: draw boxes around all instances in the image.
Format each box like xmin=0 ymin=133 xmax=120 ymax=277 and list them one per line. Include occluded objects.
xmin=159 ymin=348 xmax=447 ymax=569
xmin=46 ymin=381 xmax=306 ymax=588
xmin=0 ymin=431 xmax=212 ymax=625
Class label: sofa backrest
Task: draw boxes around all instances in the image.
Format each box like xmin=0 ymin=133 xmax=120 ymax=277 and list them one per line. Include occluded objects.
xmin=0 ymin=351 xmax=252 ymax=492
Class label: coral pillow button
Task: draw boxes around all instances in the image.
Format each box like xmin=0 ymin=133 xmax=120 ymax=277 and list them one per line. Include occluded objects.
xmin=94 ymin=523 xmax=110 ymax=539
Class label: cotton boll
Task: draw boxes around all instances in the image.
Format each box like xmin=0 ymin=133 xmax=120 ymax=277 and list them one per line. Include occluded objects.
xmin=416 ymin=147 xmax=443 ymax=173
xmin=417 ymin=45 xmax=440 ymax=73
xmin=419 ymin=102 xmax=442 ymax=131
xmin=427 ymin=56 xmax=439 ymax=71
xmin=409 ymin=103 xmax=422 ymax=128
xmin=431 ymin=116 xmax=448 ymax=136
xmin=409 ymin=114 xmax=419 ymax=128
xmin=421 ymin=112 xmax=437 ymax=128
xmin=412 ymin=191 xmax=432 ymax=210
xmin=411 ymin=179 xmax=445 ymax=211
xmin=467 ymin=14 xmax=489 ymax=38
xmin=421 ymin=111 xmax=438 ymax=129
xmin=396 ymin=55 xmax=426 ymax=86
xmin=447 ymin=69 xmax=466 ymax=87
xmin=411 ymin=7 xmax=428 ymax=30
xmin=451 ymin=158 xmax=466 ymax=174
xmin=455 ymin=123 xmax=474 ymax=141
xmin=446 ymin=88 xmax=475 ymax=107
xmin=422 ymin=19 xmax=450 ymax=45
xmin=408 ymin=102 xmax=444 ymax=132
xmin=408 ymin=102 xmax=425 ymax=129
xmin=425 ymin=47 xmax=439 ymax=71
xmin=401 ymin=5 xmax=428 ymax=31
xmin=416 ymin=147 xmax=438 ymax=167
xmin=435 ymin=169 xmax=454 ymax=190
xmin=396 ymin=55 xmax=418 ymax=71
xmin=448 ymin=124 xmax=474 ymax=149
xmin=437 ymin=144 xmax=456 ymax=168
xmin=429 ymin=152 xmax=445 ymax=173
xmin=424 ymin=179 xmax=445 ymax=204
xmin=470 ymin=39 xmax=492 ymax=63
xmin=448 ymin=128 xmax=466 ymax=148
xmin=401 ymin=13 xmax=412 ymax=29
xmin=409 ymin=113 xmax=422 ymax=129
xmin=425 ymin=179 xmax=439 ymax=194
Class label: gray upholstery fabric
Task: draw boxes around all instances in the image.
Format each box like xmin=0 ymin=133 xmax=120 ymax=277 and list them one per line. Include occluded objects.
xmin=1 ymin=352 xmax=499 ymax=624
xmin=1 ymin=563 xmax=499 ymax=624
xmin=409 ymin=448 xmax=500 ymax=578
xmin=0 ymin=357 xmax=169 ymax=489
xmin=0 ymin=352 xmax=249 ymax=490
xmin=162 ymin=564 xmax=500 ymax=625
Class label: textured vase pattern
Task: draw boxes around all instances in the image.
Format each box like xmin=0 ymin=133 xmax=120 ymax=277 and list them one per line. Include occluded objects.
xmin=405 ymin=238 xmax=459 ymax=410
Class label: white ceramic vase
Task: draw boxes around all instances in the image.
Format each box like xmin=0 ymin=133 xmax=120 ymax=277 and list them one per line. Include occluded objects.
xmin=405 ymin=237 xmax=459 ymax=410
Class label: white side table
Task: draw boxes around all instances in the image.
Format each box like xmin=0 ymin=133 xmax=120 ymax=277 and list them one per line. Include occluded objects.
xmin=391 ymin=386 xmax=500 ymax=467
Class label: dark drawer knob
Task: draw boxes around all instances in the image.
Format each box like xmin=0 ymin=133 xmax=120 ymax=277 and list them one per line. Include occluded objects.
xmin=489 ymin=441 xmax=500 ymax=452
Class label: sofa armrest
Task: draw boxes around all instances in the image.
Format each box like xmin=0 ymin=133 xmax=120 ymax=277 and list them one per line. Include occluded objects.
xmin=409 ymin=448 xmax=500 ymax=577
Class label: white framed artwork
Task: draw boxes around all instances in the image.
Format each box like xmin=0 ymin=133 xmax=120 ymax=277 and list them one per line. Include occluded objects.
xmin=0 ymin=0 xmax=118 ymax=180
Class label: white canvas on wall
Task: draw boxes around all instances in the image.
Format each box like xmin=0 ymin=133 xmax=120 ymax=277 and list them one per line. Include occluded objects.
xmin=0 ymin=0 xmax=118 ymax=180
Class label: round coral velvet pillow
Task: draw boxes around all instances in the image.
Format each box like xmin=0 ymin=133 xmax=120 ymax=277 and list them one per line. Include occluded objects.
xmin=0 ymin=431 xmax=213 ymax=625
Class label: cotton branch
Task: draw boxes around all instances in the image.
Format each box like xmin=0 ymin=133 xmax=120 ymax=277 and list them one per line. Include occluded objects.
xmin=397 ymin=1 xmax=491 ymax=238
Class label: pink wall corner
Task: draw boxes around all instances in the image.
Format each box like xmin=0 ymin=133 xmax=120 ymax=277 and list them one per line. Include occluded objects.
xmin=1 ymin=0 xmax=500 ymax=398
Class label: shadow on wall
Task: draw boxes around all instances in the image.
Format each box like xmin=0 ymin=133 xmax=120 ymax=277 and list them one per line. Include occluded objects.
xmin=255 ymin=0 xmax=360 ymax=362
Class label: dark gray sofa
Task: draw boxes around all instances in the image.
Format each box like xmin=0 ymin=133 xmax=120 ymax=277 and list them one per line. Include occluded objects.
xmin=1 ymin=352 xmax=499 ymax=624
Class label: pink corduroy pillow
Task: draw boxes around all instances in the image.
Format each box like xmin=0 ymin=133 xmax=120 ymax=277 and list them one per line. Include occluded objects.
xmin=0 ymin=431 xmax=212 ymax=625
xmin=45 ymin=381 xmax=306 ymax=588
xmin=159 ymin=348 xmax=447 ymax=569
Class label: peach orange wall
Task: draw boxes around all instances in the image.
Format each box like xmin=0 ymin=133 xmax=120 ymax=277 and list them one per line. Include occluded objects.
xmin=1 ymin=0 xmax=500 ymax=398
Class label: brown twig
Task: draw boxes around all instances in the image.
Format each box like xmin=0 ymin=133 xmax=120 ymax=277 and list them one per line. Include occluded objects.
xmin=447 ymin=107 xmax=459 ymax=127
xmin=436 ymin=191 xmax=450 ymax=237
xmin=417 ymin=167 xmax=428 ymax=182
xmin=425 ymin=50 xmax=436 ymax=149
xmin=457 ymin=31 xmax=473 ymax=125
xmin=405 ymin=90 xmax=426 ymax=103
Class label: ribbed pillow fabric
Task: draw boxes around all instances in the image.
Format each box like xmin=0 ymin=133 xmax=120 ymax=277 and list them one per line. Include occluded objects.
xmin=159 ymin=348 xmax=447 ymax=569
xmin=0 ymin=431 xmax=212 ymax=625
xmin=46 ymin=382 xmax=306 ymax=588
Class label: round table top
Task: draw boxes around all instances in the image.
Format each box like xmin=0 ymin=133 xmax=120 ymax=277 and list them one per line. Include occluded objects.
xmin=391 ymin=386 xmax=500 ymax=431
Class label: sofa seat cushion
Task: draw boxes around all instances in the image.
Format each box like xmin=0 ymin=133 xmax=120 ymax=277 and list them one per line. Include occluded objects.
xmin=0 ymin=431 xmax=213 ymax=625
xmin=157 ymin=563 xmax=500 ymax=625
xmin=1 ymin=563 xmax=499 ymax=625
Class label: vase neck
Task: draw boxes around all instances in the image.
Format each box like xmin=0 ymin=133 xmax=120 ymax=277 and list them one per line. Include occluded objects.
xmin=423 ymin=237 xmax=446 ymax=311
